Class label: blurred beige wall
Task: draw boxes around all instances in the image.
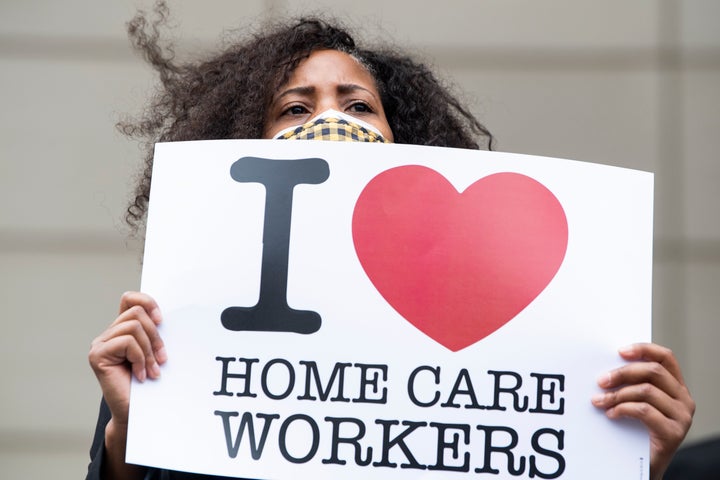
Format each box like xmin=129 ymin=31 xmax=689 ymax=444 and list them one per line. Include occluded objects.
xmin=1 ymin=1 xmax=718 ymax=478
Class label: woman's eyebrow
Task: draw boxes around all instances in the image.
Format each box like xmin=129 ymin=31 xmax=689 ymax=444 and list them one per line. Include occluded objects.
xmin=337 ymin=83 xmax=377 ymax=99
xmin=274 ymin=83 xmax=378 ymax=103
xmin=275 ymin=85 xmax=315 ymax=100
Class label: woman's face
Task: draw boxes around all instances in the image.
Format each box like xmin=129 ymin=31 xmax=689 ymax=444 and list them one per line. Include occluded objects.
xmin=263 ymin=49 xmax=394 ymax=141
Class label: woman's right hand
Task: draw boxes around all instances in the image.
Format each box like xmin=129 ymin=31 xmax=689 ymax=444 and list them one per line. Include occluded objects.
xmin=88 ymin=291 xmax=167 ymax=426
xmin=88 ymin=292 xmax=167 ymax=479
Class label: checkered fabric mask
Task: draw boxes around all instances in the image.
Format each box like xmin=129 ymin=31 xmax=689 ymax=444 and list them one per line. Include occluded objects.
xmin=273 ymin=109 xmax=390 ymax=143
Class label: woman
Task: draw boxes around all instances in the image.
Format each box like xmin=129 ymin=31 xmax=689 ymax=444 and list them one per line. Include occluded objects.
xmin=87 ymin=5 xmax=694 ymax=480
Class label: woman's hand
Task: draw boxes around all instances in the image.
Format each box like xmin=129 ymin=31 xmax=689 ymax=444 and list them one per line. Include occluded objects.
xmin=89 ymin=291 xmax=166 ymax=422
xmin=592 ymin=343 xmax=695 ymax=480
xmin=88 ymin=291 xmax=167 ymax=480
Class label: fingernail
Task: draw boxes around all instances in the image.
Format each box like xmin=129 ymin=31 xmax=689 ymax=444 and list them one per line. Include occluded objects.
xmin=619 ymin=345 xmax=637 ymax=357
xmin=156 ymin=346 xmax=168 ymax=364
xmin=151 ymin=307 xmax=163 ymax=324
xmin=591 ymin=393 xmax=605 ymax=405
xmin=150 ymin=363 xmax=162 ymax=378
xmin=137 ymin=369 xmax=146 ymax=383
xmin=597 ymin=372 xmax=612 ymax=388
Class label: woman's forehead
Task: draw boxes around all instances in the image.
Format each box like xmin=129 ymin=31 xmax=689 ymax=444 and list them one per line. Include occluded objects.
xmin=282 ymin=49 xmax=377 ymax=90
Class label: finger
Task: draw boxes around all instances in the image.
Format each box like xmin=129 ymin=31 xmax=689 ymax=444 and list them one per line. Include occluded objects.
xmin=120 ymin=334 xmax=153 ymax=383
xmin=110 ymin=304 xmax=167 ymax=365
xmin=99 ymin=319 xmax=161 ymax=379
xmin=599 ymin=361 xmax=684 ymax=401
xmin=604 ymin=399 xmax=664 ymax=425
xmin=592 ymin=382 xmax=677 ymax=420
xmin=119 ymin=291 xmax=163 ymax=326
xmin=617 ymin=343 xmax=685 ymax=385
xmin=90 ymin=333 xmax=149 ymax=383
xmin=605 ymin=400 xmax=691 ymax=455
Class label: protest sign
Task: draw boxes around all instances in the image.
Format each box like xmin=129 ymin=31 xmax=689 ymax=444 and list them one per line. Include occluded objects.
xmin=127 ymin=140 xmax=653 ymax=479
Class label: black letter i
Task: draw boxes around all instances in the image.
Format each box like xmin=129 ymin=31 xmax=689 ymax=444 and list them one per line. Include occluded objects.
xmin=222 ymin=157 xmax=329 ymax=334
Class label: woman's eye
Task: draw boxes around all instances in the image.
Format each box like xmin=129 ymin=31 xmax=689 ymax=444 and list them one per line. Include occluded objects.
xmin=284 ymin=105 xmax=308 ymax=115
xmin=348 ymin=102 xmax=372 ymax=113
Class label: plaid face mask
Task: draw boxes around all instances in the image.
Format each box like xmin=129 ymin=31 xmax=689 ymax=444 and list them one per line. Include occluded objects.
xmin=273 ymin=109 xmax=390 ymax=143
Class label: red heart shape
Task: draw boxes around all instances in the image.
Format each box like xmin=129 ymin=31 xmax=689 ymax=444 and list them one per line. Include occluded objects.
xmin=352 ymin=166 xmax=568 ymax=351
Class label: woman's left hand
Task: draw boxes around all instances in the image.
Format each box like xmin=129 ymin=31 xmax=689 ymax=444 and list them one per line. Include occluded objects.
xmin=592 ymin=343 xmax=695 ymax=480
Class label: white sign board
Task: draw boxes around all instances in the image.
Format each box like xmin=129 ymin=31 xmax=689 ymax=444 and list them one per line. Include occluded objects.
xmin=127 ymin=140 xmax=653 ymax=479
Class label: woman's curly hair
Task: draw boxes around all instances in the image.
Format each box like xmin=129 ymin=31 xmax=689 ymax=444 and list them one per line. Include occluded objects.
xmin=121 ymin=2 xmax=493 ymax=230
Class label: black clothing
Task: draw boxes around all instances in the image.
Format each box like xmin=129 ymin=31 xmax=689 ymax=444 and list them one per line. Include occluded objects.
xmin=86 ymin=399 xmax=247 ymax=480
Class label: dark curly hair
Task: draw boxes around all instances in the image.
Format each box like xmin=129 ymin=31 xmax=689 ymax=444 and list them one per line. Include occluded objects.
xmin=120 ymin=2 xmax=493 ymax=230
